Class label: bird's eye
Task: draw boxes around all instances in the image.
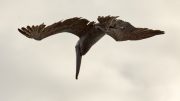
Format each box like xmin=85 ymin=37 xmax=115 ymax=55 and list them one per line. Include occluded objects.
xmin=120 ymin=27 xmax=125 ymax=30
xmin=109 ymin=24 xmax=115 ymax=28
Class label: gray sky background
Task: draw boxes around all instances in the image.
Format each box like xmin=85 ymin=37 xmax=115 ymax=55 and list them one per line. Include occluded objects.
xmin=0 ymin=0 xmax=180 ymax=101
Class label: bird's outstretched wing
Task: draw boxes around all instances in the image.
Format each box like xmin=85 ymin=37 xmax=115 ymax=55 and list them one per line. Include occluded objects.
xmin=18 ymin=17 xmax=94 ymax=40
xmin=97 ymin=16 xmax=164 ymax=41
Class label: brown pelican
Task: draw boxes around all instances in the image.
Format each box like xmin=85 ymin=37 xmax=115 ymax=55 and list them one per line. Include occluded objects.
xmin=18 ymin=16 xmax=164 ymax=79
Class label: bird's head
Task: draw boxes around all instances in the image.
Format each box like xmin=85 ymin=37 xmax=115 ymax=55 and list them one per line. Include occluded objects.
xmin=18 ymin=23 xmax=46 ymax=40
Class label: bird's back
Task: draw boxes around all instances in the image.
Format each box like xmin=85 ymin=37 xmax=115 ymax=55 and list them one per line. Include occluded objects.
xmin=79 ymin=27 xmax=105 ymax=55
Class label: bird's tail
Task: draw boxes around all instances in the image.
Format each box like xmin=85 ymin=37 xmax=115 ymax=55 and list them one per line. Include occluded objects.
xmin=75 ymin=45 xmax=82 ymax=80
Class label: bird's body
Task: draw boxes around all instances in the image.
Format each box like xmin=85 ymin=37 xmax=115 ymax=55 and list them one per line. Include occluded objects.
xmin=75 ymin=27 xmax=105 ymax=79
xmin=18 ymin=16 xmax=164 ymax=79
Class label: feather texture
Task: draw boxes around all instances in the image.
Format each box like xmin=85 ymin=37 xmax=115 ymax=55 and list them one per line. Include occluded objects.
xmin=18 ymin=17 xmax=94 ymax=40
xmin=96 ymin=16 xmax=164 ymax=41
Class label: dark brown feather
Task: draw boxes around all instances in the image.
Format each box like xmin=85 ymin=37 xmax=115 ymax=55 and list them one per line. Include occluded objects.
xmin=18 ymin=17 xmax=93 ymax=40
xmin=97 ymin=16 xmax=164 ymax=41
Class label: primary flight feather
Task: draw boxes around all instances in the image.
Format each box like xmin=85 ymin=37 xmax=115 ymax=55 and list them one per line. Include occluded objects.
xmin=18 ymin=16 xmax=164 ymax=79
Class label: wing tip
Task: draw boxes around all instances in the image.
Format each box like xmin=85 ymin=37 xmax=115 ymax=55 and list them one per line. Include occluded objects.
xmin=18 ymin=28 xmax=23 ymax=33
xmin=154 ymin=30 xmax=165 ymax=35
xmin=18 ymin=28 xmax=31 ymax=38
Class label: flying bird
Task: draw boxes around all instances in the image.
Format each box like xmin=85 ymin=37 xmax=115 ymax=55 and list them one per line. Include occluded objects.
xmin=18 ymin=16 xmax=164 ymax=79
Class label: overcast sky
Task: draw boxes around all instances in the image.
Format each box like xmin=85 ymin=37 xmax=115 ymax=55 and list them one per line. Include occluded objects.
xmin=0 ymin=0 xmax=180 ymax=101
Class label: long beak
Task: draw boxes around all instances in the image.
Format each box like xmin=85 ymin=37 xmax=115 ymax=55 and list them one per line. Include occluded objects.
xmin=75 ymin=45 xmax=82 ymax=80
